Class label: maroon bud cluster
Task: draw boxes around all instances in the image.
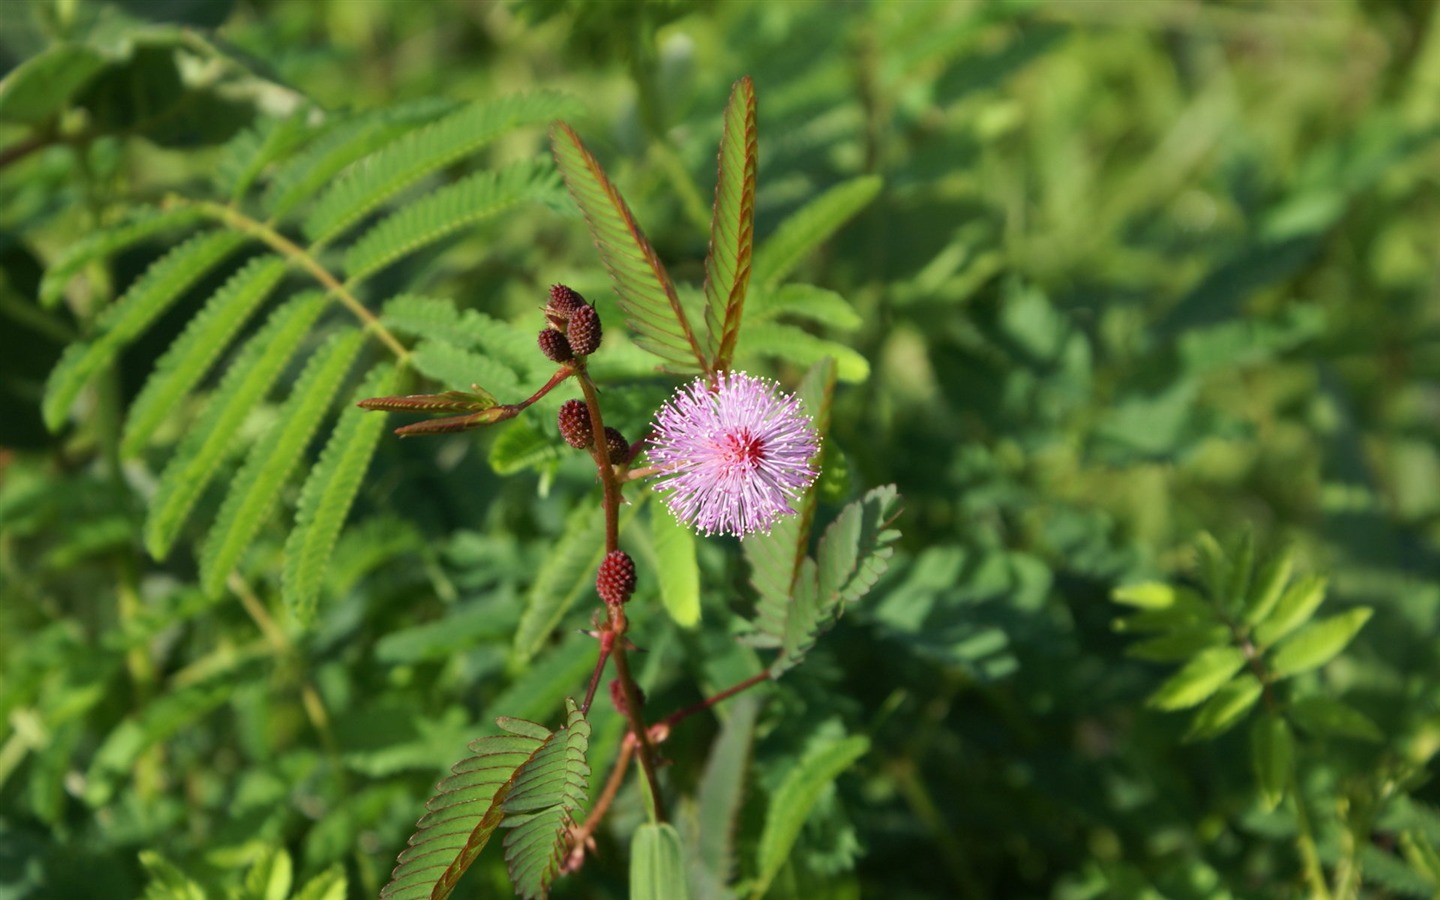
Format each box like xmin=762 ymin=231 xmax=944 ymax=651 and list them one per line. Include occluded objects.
xmin=558 ymin=400 xmax=593 ymax=449
xmin=596 ymin=550 xmax=636 ymax=605
xmin=566 ymin=303 xmax=602 ymax=356
xmin=603 ymin=426 xmax=630 ymax=465
xmin=537 ymin=328 xmax=573 ymax=362
xmin=539 ymin=284 xmax=600 ymax=360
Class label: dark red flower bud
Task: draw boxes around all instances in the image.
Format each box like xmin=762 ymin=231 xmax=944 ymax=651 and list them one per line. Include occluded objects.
xmin=603 ymin=426 xmax=630 ymax=464
xmin=566 ymin=303 xmax=602 ymax=356
xmin=545 ymin=284 xmax=588 ymax=329
xmin=596 ymin=550 xmax=636 ymax=605
xmin=537 ymin=328 xmax=574 ymax=362
xmin=558 ymin=400 xmax=593 ymax=449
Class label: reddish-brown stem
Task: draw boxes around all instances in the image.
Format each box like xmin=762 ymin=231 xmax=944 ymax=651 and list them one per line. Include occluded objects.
xmin=574 ymin=367 xmax=667 ymax=822
xmin=657 ymin=670 xmax=771 ymax=731
xmin=580 ymin=631 xmax=615 ymax=715
xmin=521 ymin=364 xmax=579 ymax=410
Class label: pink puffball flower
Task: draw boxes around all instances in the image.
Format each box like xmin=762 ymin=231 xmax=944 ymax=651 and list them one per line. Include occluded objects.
xmin=647 ymin=371 xmax=821 ymax=537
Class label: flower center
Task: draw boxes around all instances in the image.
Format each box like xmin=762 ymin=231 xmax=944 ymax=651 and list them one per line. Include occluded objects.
xmin=717 ymin=428 xmax=764 ymax=468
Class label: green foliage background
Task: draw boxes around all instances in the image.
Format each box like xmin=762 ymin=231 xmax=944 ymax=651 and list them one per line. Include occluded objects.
xmin=2 ymin=0 xmax=1439 ymax=897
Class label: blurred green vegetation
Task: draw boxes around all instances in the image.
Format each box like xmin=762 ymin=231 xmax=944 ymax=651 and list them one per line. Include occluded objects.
xmin=2 ymin=0 xmax=1439 ymax=897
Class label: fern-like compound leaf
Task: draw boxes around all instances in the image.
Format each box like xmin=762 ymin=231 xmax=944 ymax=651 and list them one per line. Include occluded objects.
xmin=815 ymin=484 xmax=902 ymax=615
xmin=143 ymin=292 xmax=328 ymax=561
xmin=343 ymin=160 xmax=562 ymax=284
xmin=551 ymin=122 xmax=706 ymax=372
xmin=38 ymin=205 xmax=207 ymax=308
xmin=283 ymin=361 xmax=398 ymax=623
xmin=701 ymin=75 xmax=758 ymax=375
xmin=750 ymin=175 xmax=882 ymax=290
xmin=44 ymin=229 xmax=245 ymax=430
xmin=262 ymin=98 xmax=456 ymax=220
xmin=380 ymin=699 xmax=590 ymax=900
xmin=383 ymin=293 xmax=540 ymax=373
xmin=122 ymin=255 xmax=288 ymax=457
xmin=745 ymin=484 xmax=901 ymax=677
xmin=215 ymin=112 xmax=314 ymax=204
xmin=199 ymin=328 xmax=365 ymax=595
xmin=500 ymin=705 xmax=591 ymax=900
xmin=303 ymin=93 xmax=577 ymax=246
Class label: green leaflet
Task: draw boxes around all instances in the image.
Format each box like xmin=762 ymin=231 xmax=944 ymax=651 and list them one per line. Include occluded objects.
xmin=199 ymin=328 xmax=365 ymax=595
xmin=1268 ymin=607 xmax=1372 ymax=677
xmin=138 ymin=851 xmax=206 ymax=900
xmin=488 ymin=418 xmax=560 ymax=476
xmin=751 ymin=733 xmax=869 ymax=899
xmin=214 ymin=112 xmax=315 ymax=203
xmin=701 ymin=75 xmax=758 ymax=374
xmin=262 ymin=97 xmax=456 ymax=220
xmin=1251 ymin=715 xmax=1294 ymax=811
xmin=343 ymin=160 xmax=562 ymax=283
xmin=291 ymin=865 xmax=346 ymax=900
xmin=38 ymin=205 xmax=206 ymax=308
xmin=500 ymin=704 xmax=592 ymax=900
xmin=632 ymin=823 xmax=691 ymax=900
xmin=410 ymin=340 xmax=523 ymax=404
xmin=304 ymin=92 xmax=578 ymax=246
xmin=737 ymin=321 xmax=871 ymax=383
xmin=816 ymin=483 xmax=903 ymax=613
xmin=238 ymin=845 xmax=292 ymax=900
xmin=43 ymin=230 xmax=245 ymax=429
xmin=1253 ymin=575 xmax=1329 ymax=648
xmin=745 ymin=485 xmax=901 ymax=677
xmin=143 ymin=292 xmax=328 ymax=560
xmin=1146 ymin=645 xmax=1247 ymax=711
xmin=0 ymin=42 xmax=107 ymax=124
xmin=694 ymin=694 xmax=761 ymax=887
xmin=379 ymin=700 xmax=589 ymax=900
xmin=750 ymin=175 xmax=883 ymax=290
xmin=551 ymin=122 xmax=706 ymax=372
xmin=650 ymin=504 xmax=700 ymax=627
xmin=283 ymin=361 xmax=398 ymax=623
xmin=382 ymin=294 xmax=543 ymax=379
xmin=512 ymin=498 xmax=646 ymax=664
xmin=122 ymin=255 xmax=288 ymax=457
xmin=748 ymin=283 xmax=863 ymax=331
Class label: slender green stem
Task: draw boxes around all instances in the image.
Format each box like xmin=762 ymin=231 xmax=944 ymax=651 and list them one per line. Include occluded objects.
xmin=179 ymin=198 xmax=411 ymax=360
xmin=1289 ymin=772 xmax=1332 ymax=900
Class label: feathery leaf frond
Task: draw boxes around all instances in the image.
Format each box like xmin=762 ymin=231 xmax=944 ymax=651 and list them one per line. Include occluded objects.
xmin=39 ymin=205 xmax=207 ymax=308
xmin=551 ymin=122 xmax=706 ymax=372
xmin=283 ymin=361 xmax=399 ymax=622
xmin=380 ymin=699 xmax=590 ymax=900
xmin=303 ymin=93 xmax=578 ymax=246
xmin=199 ymin=328 xmax=365 ymax=595
xmin=343 ymin=160 xmax=563 ymax=284
xmin=44 ymin=230 xmax=246 ymax=429
xmin=701 ymin=75 xmax=758 ymax=374
xmin=121 ymin=255 xmax=288 ymax=456
xmin=262 ymin=98 xmax=456 ymax=220
xmin=143 ymin=292 xmax=329 ymax=560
